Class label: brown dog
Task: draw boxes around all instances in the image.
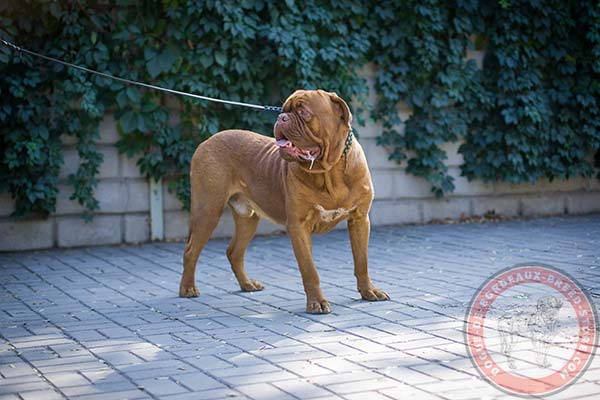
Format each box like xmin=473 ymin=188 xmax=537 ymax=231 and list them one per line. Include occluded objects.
xmin=179 ymin=89 xmax=389 ymax=313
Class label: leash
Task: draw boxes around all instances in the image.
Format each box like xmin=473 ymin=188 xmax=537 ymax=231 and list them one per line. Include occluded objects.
xmin=0 ymin=38 xmax=283 ymax=113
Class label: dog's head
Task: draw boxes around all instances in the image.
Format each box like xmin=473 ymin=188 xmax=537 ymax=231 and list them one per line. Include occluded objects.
xmin=273 ymin=89 xmax=352 ymax=171
xmin=537 ymin=296 xmax=563 ymax=321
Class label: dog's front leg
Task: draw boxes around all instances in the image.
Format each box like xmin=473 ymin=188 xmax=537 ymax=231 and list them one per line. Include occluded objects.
xmin=348 ymin=215 xmax=390 ymax=301
xmin=288 ymin=225 xmax=331 ymax=314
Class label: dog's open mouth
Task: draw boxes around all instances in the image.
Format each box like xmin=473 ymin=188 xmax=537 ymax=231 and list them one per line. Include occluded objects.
xmin=276 ymin=136 xmax=321 ymax=164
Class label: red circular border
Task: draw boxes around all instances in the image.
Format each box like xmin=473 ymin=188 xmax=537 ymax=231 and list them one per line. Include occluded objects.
xmin=466 ymin=265 xmax=597 ymax=396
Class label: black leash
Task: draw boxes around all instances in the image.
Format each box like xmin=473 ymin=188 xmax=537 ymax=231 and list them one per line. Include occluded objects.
xmin=0 ymin=38 xmax=283 ymax=113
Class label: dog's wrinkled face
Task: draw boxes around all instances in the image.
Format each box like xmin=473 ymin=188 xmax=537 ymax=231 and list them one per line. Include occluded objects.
xmin=274 ymin=89 xmax=352 ymax=170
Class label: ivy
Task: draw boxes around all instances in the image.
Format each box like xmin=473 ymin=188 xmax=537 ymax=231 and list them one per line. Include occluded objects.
xmin=460 ymin=1 xmax=600 ymax=184
xmin=1 ymin=0 xmax=369 ymax=216
xmin=1 ymin=1 xmax=598 ymax=218
xmin=371 ymin=0 xmax=599 ymax=195
xmin=370 ymin=0 xmax=485 ymax=196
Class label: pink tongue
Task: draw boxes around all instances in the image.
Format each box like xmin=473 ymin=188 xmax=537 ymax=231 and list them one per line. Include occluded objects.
xmin=277 ymin=139 xmax=292 ymax=148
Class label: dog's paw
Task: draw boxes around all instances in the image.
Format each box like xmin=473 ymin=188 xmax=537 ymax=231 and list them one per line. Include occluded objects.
xmin=306 ymin=299 xmax=331 ymax=314
xmin=360 ymin=288 xmax=390 ymax=301
xmin=179 ymin=285 xmax=200 ymax=297
xmin=241 ymin=279 xmax=265 ymax=292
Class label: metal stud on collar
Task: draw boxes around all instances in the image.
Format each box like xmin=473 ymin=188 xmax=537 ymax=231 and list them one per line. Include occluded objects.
xmin=341 ymin=130 xmax=354 ymax=158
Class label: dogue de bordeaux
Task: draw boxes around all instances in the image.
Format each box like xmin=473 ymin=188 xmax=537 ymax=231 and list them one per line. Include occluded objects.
xmin=179 ymin=89 xmax=389 ymax=314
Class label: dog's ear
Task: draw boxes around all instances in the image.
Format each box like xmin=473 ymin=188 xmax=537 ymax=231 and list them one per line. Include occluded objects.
xmin=555 ymin=298 xmax=563 ymax=308
xmin=328 ymin=92 xmax=353 ymax=130
xmin=282 ymin=90 xmax=304 ymax=112
xmin=315 ymin=91 xmax=353 ymax=171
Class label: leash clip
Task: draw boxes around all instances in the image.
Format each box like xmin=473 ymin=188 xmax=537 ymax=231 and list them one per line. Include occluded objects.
xmin=263 ymin=105 xmax=282 ymax=113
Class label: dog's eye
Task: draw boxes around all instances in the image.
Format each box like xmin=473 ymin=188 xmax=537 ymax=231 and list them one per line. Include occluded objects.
xmin=297 ymin=108 xmax=311 ymax=119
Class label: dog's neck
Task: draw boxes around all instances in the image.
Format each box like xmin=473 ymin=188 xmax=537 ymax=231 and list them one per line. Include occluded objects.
xmin=296 ymin=129 xmax=354 ymax=175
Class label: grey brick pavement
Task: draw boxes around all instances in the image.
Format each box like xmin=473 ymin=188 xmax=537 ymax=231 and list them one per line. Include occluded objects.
xmin=1 ymin=214 xmax=599 ymax=399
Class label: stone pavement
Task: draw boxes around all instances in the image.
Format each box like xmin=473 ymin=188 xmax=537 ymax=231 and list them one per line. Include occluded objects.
xmin=1 ymin=214 xmax=599 ymax=400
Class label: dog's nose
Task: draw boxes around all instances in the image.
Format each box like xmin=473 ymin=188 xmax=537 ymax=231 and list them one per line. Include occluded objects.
xmin=277 ymin=113 xmax=290 ymax=123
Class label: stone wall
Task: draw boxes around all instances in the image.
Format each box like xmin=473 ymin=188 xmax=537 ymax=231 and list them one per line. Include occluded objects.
xmin=2 ymin=84 xmax=600 ymax=251
xmin=0 ymin=115 xmax=152 ymax=251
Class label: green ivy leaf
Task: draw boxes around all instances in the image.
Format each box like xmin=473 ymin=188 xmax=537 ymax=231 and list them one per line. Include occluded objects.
xmin=119 ymin=111 xmax=137 ymax=133
xmin=126 ymin=87 xmax=140 ymax=103
xmin=116 ymin=90 xmax=129 ymax=108
xmin=146 ymin=56 xmax=162 ymax=78
xmin=214 ymin=51 xmax=227 ymax=66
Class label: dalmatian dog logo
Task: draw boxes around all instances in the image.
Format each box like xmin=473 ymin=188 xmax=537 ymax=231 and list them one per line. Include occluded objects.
xmin=465 ymin=263 xmax=598 ymax=397
xmin=498 ymin=296 xmax=563 ymax=369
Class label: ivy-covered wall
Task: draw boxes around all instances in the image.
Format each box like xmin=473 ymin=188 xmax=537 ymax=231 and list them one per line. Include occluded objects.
xmin=371 ymin=0 xmax=600 ymax=195
xmin=1 ymin=0 xmax=599 ymax=250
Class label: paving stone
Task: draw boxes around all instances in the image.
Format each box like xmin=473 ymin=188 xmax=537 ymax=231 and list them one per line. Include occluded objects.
xmin=383 ymin=366 xmax=443 ymax=385
xmin=210 ymin=363 xmax=281 ymax=378
xmin=37 ymin=361 xmax=108 ymax=374
xmin=79 ymin=368 xmax=127 ymax=384
xmin=1 ymin=214 xmax=599 ymax=399
xmin=325 ymin=376 xmax=399 ymax=394
xmin=19 ymin=390 xmax=65 ymax=400
xmin=0 ymin=378 xmax=53 ymax=394
xmin=69 ymin=389 xmax=149 ymax=400
xmin=45 ymin=371 xmax=90 ymax=387
xmin=175 ymin=372 xmax=225 ymax=391
xmin=271 ymin=378 xmax=333 ymax=398
xmin=277 ymin=360 xmax=333 ymax=378
xmin=161 ymin=388 xmax=242 ymax=400
xmin=0 ymin=362 xmax=36 ymax=377
xmin=181 ymin=355 xmax=232 ymax=370
xmin=96 ymin=351 xmax=145 ymax=366
xmin=0 ymin=395 xmax=21 ymax=400
xmin=221 ymin=370 xmax=297 ymax=386
xmin=313 ymin=357 xmax=362 ymax=373
xmin=60 ymin=380 xmax=138 ymax=397
xmin=135 ymin=377 xmax=188 ymax=396
xmin=340 ymin=339 xmax=391 ymax=354
xmin=344 ymin=392 xmax=393 ymax=400
xmin=347 ymin=352 xmax=418 ymax=370
xmin=310 ymin=371 xmax=384 ymax=386
xmin=33 ymin=355 xmax=99 ymax=368
xmin=380 ymin=383 xmax=446 ymax=399
xmin=235 ymin=383 xmax=296 ymax=400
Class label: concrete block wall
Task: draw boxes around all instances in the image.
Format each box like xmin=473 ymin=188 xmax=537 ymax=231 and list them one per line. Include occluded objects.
xmin=2 ymin=74 xmax=600 ymax=250
xmin=363 ymin=133 xmax=600 ymax=226
xmin=354 ymin=65 xmax=600 ymax=227
xmin=0 ymin=115 xmax=151 ymax=251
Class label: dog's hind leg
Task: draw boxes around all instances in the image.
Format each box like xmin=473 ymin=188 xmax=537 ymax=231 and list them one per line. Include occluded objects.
xmin=180 ymin=192 xmax=226 ymax=298
xmin=180 ymin=203 xmax=224 ymax=297
xmin=227 ymin=201 xmax=264 ymax=292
